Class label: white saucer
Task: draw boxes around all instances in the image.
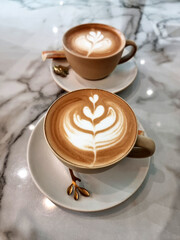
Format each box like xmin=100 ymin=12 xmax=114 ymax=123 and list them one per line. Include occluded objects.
xmin=27 ymin=116 xmax=150 ymax=212
xmin=50 ymin=56 xmax=137 ymax=93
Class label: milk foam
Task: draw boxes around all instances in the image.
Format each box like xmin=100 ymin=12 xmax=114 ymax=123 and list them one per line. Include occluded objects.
xmin=63 ymin=94 xmax=127 ymax=166
xmin=45 ymin=89 xmax=138 ymax=168
xmin=73 ymin=31 xmax=112 ymax=57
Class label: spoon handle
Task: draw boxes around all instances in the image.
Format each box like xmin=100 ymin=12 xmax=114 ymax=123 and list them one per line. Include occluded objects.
xmin=42 ymin=50 xmax=66 ymax=61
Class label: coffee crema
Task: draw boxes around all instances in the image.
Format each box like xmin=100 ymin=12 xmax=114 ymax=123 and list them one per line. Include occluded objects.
xmin=45 ymin=89 xmax=137 ymax=168
xmin=64 ymin=25 xmax=121 ymax=57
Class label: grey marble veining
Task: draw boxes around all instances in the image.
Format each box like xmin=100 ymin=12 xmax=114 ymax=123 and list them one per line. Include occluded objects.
xmin=0 ymin=0 xmax=180 ymax=239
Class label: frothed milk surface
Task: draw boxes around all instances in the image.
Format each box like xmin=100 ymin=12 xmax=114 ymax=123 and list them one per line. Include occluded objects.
xmin=64 ymin=25 xmax=121 ymax=57
xmin=45 ymin=90 xmax=137 ymax=168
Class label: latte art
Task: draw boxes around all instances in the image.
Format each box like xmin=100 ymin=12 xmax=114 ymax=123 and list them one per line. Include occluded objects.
xmin=45 ymin=89 xmax=137 ymax=167
xmin=63 ymin=94 xmax=127 ymax=166
xmin=74 ymin=31 xmax=112 ymax=57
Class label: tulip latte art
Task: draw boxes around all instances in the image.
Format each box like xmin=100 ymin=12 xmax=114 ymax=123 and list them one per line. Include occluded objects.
xmin=64 ymin=25 xmax=121 ymax=57
xmin=73 ymin=31 xmax=112 ymax=57
xmin=63 ymin=94 xmax=127 ymax=165
xmin=45 ymin=90 xmax=137 ymax=167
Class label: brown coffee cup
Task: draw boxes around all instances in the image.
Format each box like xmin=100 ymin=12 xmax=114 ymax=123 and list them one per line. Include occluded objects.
xmin=62 ymin=23 xmax=137 ymax=80
xmin=44 ymin=89 xmax=155 ymax=174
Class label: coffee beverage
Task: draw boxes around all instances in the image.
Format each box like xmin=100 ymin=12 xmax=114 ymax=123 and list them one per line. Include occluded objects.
xmin=63 ymin=23 xmax=137 ymax=80
xmin=64 ymin=25 xmax=121 ymax=58
xmin=44 ymin=89 xmax=137 ymax=168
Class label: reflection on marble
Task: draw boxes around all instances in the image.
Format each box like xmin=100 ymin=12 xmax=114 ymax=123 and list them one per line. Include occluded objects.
xmin=0 ymin=0 xmax=180 ymax=239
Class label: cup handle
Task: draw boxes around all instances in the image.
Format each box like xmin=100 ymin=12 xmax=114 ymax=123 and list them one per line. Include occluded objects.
xmin=127 ymin=135 xmax=155 ymax=158
xmin=118 ymin=40 xmax=137 ymax=64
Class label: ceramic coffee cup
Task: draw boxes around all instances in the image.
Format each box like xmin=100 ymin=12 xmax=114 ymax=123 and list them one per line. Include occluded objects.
xmin=62 ymin=23 xmax=137 ymax=80
xmin=44 ymin=89 xmax=155 ymax=174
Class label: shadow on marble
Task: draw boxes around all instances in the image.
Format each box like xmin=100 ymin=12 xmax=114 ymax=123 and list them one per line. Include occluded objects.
xmin=117 ymin=70 xmax=141 ymax=101
xmin=0 ymin=229 xmax=38 ymax=240
xmin=158 ymin=166 xmax=180 ymax=238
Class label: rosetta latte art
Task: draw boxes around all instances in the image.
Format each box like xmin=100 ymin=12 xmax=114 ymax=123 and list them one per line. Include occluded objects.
xmin=74 ymin=31 xmax=112 ymax=57
xmin=63 ymin=94 xmax=127 ymax=166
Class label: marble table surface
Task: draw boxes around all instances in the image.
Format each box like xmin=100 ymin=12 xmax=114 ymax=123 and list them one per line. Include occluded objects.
xmin=0 ymin=0 xmax=180 ymax=239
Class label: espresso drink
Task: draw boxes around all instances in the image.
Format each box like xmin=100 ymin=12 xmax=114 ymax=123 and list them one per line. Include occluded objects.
xmin=64 ymin=24 xmax=121 ymax=58
xmin=45 ymin=89 xmax=137 ymax=167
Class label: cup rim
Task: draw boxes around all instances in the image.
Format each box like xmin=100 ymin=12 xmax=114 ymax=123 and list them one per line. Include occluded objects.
xmin=62 ymin=23 xmax=126 ymax=60
xmin=44 ymin=89 xmax=138 ymax=171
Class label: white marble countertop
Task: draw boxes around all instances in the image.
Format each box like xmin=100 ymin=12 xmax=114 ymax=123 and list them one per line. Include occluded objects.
xmin=0 ymin=0 xmax=180 ymax=239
